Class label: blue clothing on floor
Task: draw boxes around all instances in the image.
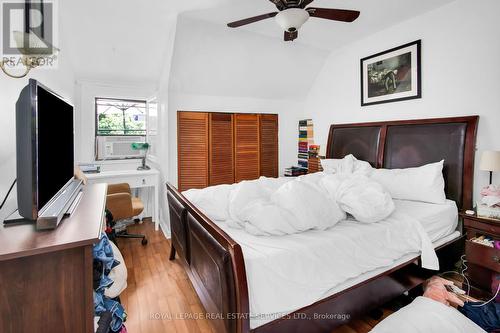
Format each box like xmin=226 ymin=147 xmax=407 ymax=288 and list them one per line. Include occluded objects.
xmin=93 ymin=232 xmax=120 ymax=272
xmin=94 ymin=291 xmax=126 ymax=332
xmin=459 ymin=301 xmax=500 ymax=332
xmin=93 ymin=233 xmax=126 ymax=331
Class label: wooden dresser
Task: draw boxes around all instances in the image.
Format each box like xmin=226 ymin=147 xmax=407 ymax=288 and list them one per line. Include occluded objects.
xmin=461 ymin=212 xmax=500 ymax=295
xmin=0 ymin=184 xmax=107 ymax=333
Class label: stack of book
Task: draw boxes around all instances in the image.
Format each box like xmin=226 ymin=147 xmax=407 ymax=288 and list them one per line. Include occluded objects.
xmin=284 ymin=166 xmax=308 ymax=177
xmin=298 ymin=119 xmax=314 ymax=171
xmin=308 ymin=145 xmax=323 ymax=173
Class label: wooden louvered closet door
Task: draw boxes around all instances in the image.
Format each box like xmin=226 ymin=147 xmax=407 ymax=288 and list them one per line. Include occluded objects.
xmin=259 ymin=114 xmax=278 ymax=178
xmin=234 ymin=114 xmax=260 ymax=182
xmin=177 ymin=112 xmax=209 ymax=191
xmin=209 ymin=113 xmax=234 ymax=186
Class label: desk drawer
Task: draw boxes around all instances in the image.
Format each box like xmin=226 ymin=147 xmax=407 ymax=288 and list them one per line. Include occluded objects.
xmin=466 ymin=240 xmax=500 ymax=273
xmin=87 ymin=174 xmax=157 ymax=188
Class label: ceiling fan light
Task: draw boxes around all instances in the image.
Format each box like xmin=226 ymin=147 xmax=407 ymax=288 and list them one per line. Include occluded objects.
xmin=275 ymin=8 xmax=309 ymax=32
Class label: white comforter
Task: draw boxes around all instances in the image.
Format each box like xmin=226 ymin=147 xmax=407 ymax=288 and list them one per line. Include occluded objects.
xmin=370 ymin=297 xmax=486 ymax=333
xmin=186 ymin=172 xmax=396 ymax=235
xmin=183 ymin=173 xmax=441 ymax=328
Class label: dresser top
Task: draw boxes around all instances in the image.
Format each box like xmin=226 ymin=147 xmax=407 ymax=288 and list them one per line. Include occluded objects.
xmin=0 ymin=184 xmax=107 ymax=261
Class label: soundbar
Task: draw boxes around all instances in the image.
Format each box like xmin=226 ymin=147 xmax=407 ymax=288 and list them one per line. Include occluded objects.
xmin=36 ymin=179 xmax=83 ymax=230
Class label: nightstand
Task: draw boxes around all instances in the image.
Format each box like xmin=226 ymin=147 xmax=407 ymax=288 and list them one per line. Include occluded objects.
xmin=460 ymin=212 xmax=500 ymax=295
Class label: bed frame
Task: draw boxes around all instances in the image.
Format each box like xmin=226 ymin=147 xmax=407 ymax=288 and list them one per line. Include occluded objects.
xmin=166 ymin=116 xmax=479 ymax=333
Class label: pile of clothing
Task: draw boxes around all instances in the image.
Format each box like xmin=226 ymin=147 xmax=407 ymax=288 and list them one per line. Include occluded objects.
xmin=93 ymin=232 xmax=127 ymax=333
xmin=481 ymin=185 xmax=500 ymax=208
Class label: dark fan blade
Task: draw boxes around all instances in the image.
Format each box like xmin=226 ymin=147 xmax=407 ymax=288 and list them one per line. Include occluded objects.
xmin=227 ymin=12 xmax=278 ymax=28
xmin=268 ymin=0 xmax=287 ymax=11
xmin=284 ymin=30 xmax=298 ymax=42
xmin=299 ymin=0 xmax=314 ymax=8
xmin=306 ymin=8 xmax=360 ymax=22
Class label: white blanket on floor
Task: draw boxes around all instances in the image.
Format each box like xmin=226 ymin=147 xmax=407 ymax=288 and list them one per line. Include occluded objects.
xmin=370 ymin=297 xmax=486 ymax=333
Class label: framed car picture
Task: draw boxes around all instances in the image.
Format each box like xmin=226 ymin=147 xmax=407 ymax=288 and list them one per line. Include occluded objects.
xmin=361 ymin=40 xmax=421 ymax=106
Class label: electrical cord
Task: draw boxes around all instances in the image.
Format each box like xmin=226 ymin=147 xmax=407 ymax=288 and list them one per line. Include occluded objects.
xmin=0 ymin=179 xmax=16 ymax=210
xmin=440 ymin=255 xmax=471 ymax=295
xmin=471 ymin=283 xmax=500 ymax=307
xmin=440 ymin=254 xmax=500 ymax=307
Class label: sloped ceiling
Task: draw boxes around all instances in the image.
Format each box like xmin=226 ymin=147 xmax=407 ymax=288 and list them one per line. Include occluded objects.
xmin=168 ymin=15 xmax=328 ymax=100
xmin=62 ymin=0 xmax=456 ymax=97
xmin=61 ymin=0 xmax=230 ymax=85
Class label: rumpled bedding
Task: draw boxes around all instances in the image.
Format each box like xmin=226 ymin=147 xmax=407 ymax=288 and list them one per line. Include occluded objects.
xmin=184 ymin=157 xmax=394 ymax=235
xmin=183 ymin=156 xmax=439 ymax=270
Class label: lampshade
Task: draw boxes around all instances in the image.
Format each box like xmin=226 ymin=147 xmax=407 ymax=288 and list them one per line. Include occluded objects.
xmin=275 ymin=8 xmax=309 ymax=32
xmin=480 ymin=151 xmax=500 ymax=172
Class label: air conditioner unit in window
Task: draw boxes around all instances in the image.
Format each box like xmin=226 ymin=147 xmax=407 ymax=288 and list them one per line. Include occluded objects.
xmin=96 ymin=136 xmax=146 ymax=160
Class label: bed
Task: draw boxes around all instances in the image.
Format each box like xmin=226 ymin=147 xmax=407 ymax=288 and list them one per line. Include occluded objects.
xmin=166 ymin=116 xmax=479 ymax=333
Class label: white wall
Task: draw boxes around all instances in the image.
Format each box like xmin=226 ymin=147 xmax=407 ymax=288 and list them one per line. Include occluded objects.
xmin=303 ymin=0 xmax=500 ymax=201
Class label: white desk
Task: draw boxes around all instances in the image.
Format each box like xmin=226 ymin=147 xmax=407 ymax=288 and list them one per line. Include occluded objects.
xmin=85 ymin=168 xmax=160 ymax=230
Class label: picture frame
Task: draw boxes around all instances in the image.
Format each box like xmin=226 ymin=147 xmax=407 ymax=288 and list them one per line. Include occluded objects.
xmin=361 ymin=40 xmax=421 ymax=106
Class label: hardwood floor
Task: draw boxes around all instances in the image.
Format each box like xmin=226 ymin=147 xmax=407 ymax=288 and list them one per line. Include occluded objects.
xmin=117 ymin=221 xmax=394 ymax=333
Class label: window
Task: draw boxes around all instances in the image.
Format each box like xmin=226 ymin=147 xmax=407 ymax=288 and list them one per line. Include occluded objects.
xmin=95 ymin=97 xmax=147 ymax=136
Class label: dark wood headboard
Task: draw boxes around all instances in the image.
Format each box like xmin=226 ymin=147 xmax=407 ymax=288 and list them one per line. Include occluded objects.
xmin=326 ymin=116 xmax=479 ymax=210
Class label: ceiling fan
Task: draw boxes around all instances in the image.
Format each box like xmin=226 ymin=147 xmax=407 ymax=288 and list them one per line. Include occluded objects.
xmin=227 ymin=0 xmax=360 ymax=42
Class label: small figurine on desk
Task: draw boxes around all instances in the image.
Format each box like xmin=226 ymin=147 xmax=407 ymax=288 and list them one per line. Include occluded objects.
xmin=131 ymin=142 xmax=151 ymax=171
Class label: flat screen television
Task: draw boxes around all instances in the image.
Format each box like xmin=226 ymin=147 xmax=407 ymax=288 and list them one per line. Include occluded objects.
xmin=16 ymin=79 xmax=75 ymax=221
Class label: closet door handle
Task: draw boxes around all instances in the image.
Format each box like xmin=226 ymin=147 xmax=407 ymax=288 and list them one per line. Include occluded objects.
xmin=493 ymin=255 xmax=499 ymax=263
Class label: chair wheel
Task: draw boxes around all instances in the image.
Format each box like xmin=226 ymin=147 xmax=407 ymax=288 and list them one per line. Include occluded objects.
xmin=141 ymin=238 xmax=148 ymax=245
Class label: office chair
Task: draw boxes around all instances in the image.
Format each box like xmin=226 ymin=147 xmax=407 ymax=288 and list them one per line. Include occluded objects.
xmin=106 ymin=183 xmax=148 ymax=245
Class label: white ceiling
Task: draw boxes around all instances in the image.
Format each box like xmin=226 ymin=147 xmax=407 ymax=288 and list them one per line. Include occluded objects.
xmin=184 ymin=0 xmax=456 ymax=50
xmin=61 ymin=0 xmax=456 ymax=87
xmin=60 ymin=0 xmax=230 ymax=85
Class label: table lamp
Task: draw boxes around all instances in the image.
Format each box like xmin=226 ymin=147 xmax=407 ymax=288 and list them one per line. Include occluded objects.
xmin=131 ymin=142 xmax=151 ymax=171
xmin=480 ymin=150 xmax=500 ymax=185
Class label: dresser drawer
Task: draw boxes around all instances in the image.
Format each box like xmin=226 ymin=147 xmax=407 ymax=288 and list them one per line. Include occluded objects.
xmin=466 ymin=240 xmax=500 ymax=273
xmin=464 ymin=218 xmax=500 ymax=236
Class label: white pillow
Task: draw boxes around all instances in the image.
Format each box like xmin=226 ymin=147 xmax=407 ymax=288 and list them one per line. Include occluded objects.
xmin=370 ymin=160 xmax=446 ymax=204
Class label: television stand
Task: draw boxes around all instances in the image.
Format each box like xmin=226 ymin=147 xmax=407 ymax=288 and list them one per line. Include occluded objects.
xmin=0 ymin=183 xmax=107 ymax=333
xmin=2 ymin=210 xmax=33 ymax=226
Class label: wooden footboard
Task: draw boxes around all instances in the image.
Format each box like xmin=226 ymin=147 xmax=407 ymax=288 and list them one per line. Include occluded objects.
xmin=166 ymin=183 xmax=250 ymax=333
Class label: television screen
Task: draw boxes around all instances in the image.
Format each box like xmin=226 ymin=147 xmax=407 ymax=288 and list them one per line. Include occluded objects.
xmin=36 ymin=86 xmax=74 ymax=210
xmin=15 ymin=79 xmax=74 ymax=220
